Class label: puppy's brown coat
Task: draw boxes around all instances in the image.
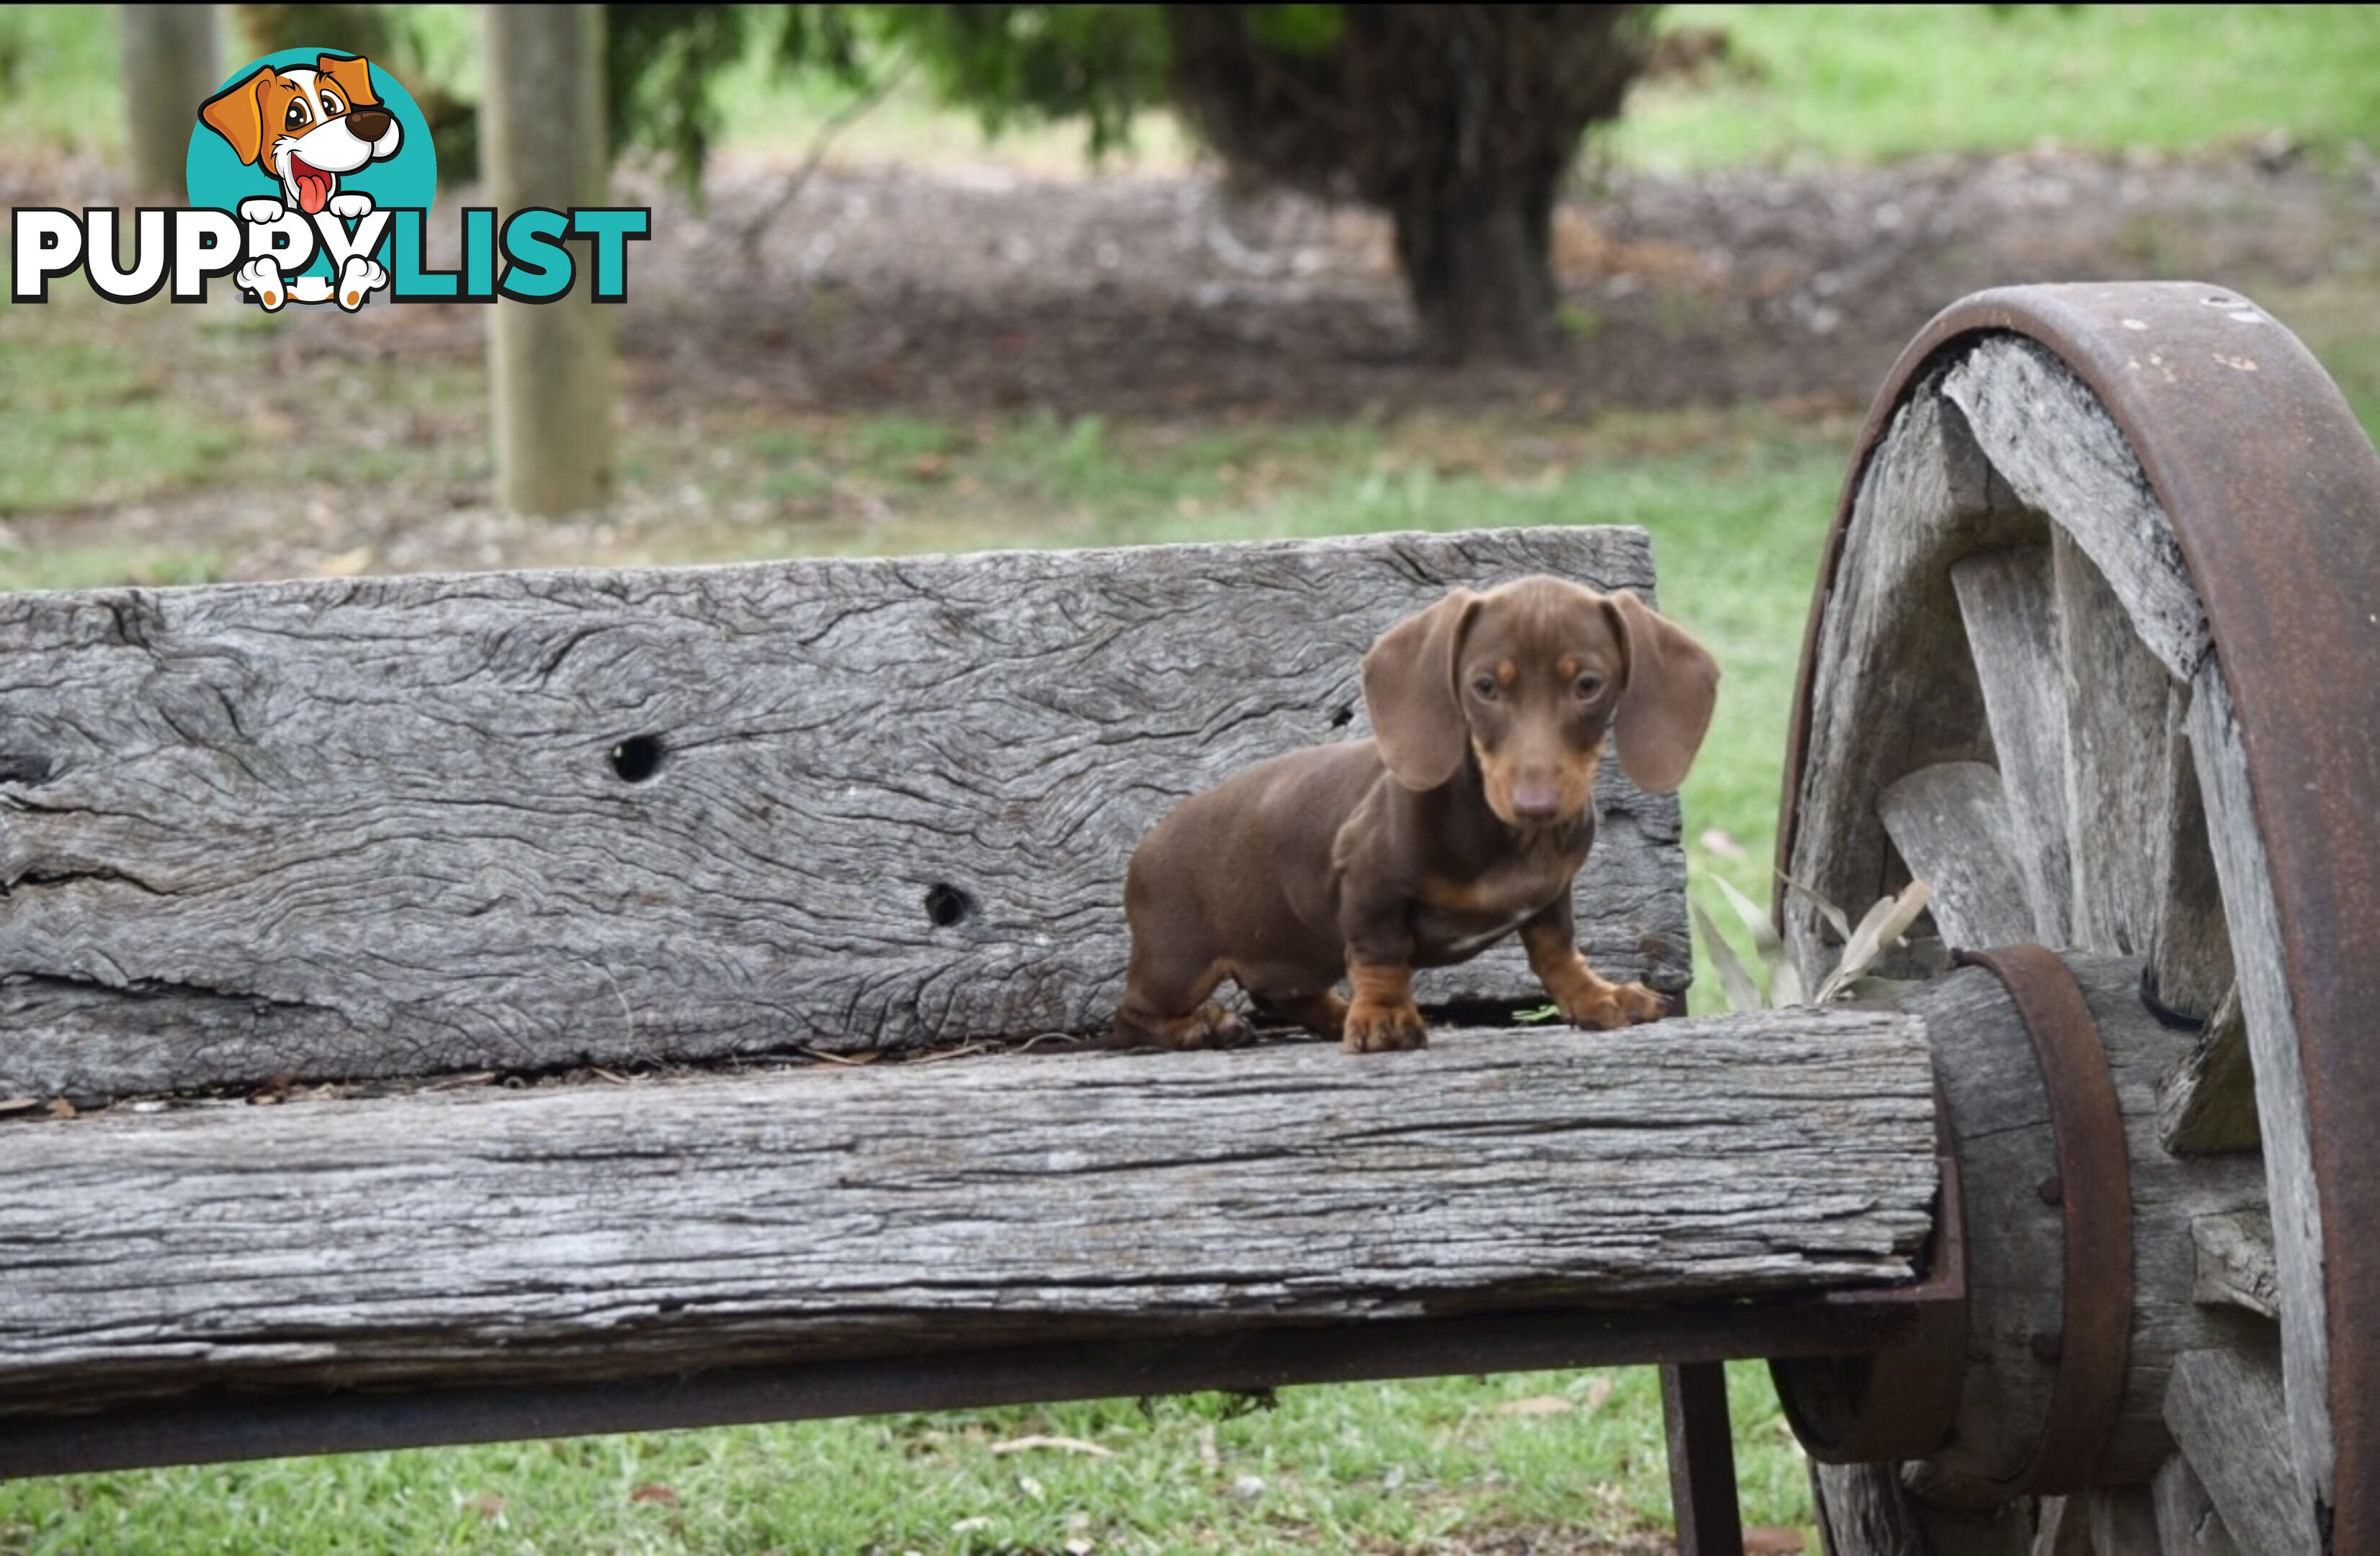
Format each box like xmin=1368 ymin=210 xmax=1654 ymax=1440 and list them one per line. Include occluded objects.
xmin=1115 ymin=576 xmax=1718 ymax=1052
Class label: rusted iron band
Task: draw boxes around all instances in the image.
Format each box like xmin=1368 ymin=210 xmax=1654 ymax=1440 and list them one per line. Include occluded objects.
xmin=1954 ymin=945 xmax=2133 ymax=1495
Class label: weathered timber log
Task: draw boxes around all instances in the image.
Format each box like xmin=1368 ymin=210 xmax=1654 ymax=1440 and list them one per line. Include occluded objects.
xmin=0 ymin=1011 xmax=1933 ymax=1418
xmin=0 ymin=529 xmax=1688 ymax=1096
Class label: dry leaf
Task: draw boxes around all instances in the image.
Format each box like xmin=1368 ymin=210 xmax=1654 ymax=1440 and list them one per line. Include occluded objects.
xmin=628 ymin=1483 xmax=679 ymax=1506
xmin=1574 ymin=1374 xmax=1615 ymax=1413
xmin=1698 ymin=827 xmax=1748 ymax=862
xmin=315 ymin=547 xmax=376 ymax=577
xmin=468 ymin=1493 xmax=504 ymax=1521
xmin=988 ymin=1434 xmax=1114 ymax=1459
xmin=1745 ymin=1527 xmax=1808 ymax=1555
xmin=0 ymin=1096 xmax=40 ymax=1117
xmin=44 ymin=1098 xmax=76 ymax=1120
xmin=1495 ymin=1395 xmax=1573 ymax=1417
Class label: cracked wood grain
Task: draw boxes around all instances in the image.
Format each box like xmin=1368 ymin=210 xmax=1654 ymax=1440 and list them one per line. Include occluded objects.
xmin=0 ymin=529 xmax=1688 ymax=1095
xmin=0 ymin=1011 xmax=1935 ymax=1417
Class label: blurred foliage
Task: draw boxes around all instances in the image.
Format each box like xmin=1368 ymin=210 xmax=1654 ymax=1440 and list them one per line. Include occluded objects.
xmin=872 ymin=5 xmax=1166 ymax=158
xmin=233 ymin=4 xmax=480 ymax=181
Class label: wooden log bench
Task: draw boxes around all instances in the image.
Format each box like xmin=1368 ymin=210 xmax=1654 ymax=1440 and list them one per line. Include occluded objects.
xmin=0 ymin=526 xmax=1948 ymax=1551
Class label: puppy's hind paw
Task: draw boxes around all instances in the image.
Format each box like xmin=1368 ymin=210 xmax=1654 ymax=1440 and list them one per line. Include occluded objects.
xmin=1342 ymin=998 xmax=1428 ymax=1054
xmin=1177 ymin=1004 xmax=1254 ymax=1050
xmin=1110 ymin=1001 xmax=1253 ymax=1051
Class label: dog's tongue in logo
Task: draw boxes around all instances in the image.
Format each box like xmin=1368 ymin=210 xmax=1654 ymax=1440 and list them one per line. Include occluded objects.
xmin=288 ymin=156 xmax=334 ymax=215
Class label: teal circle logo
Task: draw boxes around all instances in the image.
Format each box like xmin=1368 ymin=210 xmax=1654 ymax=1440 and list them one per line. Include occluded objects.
xmin=185 ymin=48 xmax=435 ymax=290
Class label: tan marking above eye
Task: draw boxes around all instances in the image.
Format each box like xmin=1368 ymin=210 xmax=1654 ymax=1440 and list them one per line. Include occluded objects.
xmin=1495 ymin=661 xmax=1517 ymax=687
xmin=1557 ymin=656 xmax=1579 ymax=679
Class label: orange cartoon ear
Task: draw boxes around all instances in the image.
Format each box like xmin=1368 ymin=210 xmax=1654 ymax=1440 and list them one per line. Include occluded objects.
xmin=316 ymin=54 xmax=380 ymax=108
xmin=199 ymin=65 xmax=275 ymax=166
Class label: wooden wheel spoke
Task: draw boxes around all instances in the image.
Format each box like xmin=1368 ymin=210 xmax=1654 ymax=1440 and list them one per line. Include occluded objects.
xmin=2050 ymin=529 xmax=2182 ymax=960
xmin=2153 ymin=1454 xmax=2246 ymax=1556
xmin=1878 ymin=761 xmax=2033 ymax=949
xmin=2165 ymin=1349 xmax=2322 ymax=1555
xmin=1950 ymin=546 xmax=2074 ymax=945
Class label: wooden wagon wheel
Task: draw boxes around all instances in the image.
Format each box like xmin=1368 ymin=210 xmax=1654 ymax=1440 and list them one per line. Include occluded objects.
xmin=1771 ymin=283 xmax=2380 ymax=1555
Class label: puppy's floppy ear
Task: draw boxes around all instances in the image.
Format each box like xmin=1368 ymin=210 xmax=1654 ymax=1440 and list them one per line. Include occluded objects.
xmin=316 ymin=54 xmax=380 ymax=107
xmin=1362 ymin=588 xmax=1480 ymax=791
xmin=200 ymin=66 xmax=275 ymax=166
xmin=1604 ymin=589 xmax=1719 ymax=795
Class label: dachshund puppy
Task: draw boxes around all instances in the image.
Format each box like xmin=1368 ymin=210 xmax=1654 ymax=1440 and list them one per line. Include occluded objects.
xmin=1114 ymin=576 xmax=1718 ymax=1053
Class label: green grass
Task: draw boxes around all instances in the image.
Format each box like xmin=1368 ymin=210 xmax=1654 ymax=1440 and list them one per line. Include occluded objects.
xmin=1614 ymin=3 xmax=2380 ymax=172
xmin=0 ymin=298 xmax=243 ymax=517
xmin=0 ymin=1367 xmax=1809 ymax=1555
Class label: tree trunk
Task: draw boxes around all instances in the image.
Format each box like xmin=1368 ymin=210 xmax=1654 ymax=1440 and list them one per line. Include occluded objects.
xmin=1394 ymin=185 xmax=1560 ymax=366
xmin=120 ymin=4 xmax=219 ymax=202
xmin=483 ymin=4 xmax=613 ymax=517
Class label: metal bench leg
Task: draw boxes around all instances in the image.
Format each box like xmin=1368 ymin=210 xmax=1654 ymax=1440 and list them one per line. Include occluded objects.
xmin=1663 ymin=1361 xmax=1746 ymax=1556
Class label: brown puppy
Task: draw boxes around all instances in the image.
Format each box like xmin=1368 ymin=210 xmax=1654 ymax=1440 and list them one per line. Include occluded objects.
xmin=1114 ymin=576 xmax=1718 ymax=1052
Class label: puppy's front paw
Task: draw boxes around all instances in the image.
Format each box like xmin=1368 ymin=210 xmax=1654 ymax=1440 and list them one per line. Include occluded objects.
xmin=1558 ymin=979 xmax=1669 ymax=1029
xmin=238 ymin=197 xmax=287 ymax=225
xmin=1342 ymin=997 xmax=1427 ymax=1054
xmin=1611 ymin=980 xmax=1670 ymax=1024
xmin=326 ymin=192 xmax=375 ymax=221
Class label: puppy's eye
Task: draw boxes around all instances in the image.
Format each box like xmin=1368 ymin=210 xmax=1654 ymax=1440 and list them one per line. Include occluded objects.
xmin=1574 ymin=674 xmax=1606 ymax=702
xmin=1470 ymin=674 xmax=1498 ymax=700
xmin=285 ymin=98 xmax=310 ymax=130
xmin=320 ymin=90 xmax=345 ymax=117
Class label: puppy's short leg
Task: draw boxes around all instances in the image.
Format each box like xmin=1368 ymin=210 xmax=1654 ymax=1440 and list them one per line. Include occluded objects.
xmin=1343 ymin=961 xmax=1427 ymax=1053
xmin=1113 ymin=943 xmax=1253 ymax=1050
xmin=1521 ymin=900 xmax=1667 ymax=1029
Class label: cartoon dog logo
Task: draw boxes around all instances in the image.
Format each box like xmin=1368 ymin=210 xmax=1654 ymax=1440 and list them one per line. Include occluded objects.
xmin=199 ymin=54 xmax=400 ymax=310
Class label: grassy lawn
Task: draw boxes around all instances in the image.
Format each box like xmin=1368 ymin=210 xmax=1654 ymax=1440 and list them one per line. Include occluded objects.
xmin=1616 ymin=3 xmax=2380 ymax=171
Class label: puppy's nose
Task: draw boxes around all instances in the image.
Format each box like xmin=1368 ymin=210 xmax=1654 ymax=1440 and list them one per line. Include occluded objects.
xmin=346 ymin=106 xmax=395 ymax=141
xmin=1511 ymin=783 xmax=1565 ymax=822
